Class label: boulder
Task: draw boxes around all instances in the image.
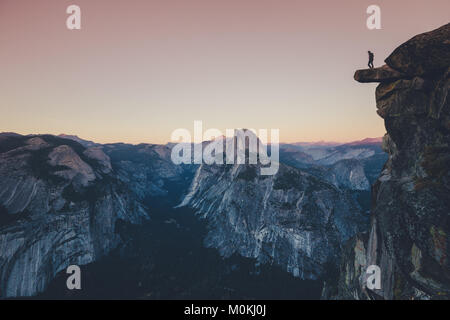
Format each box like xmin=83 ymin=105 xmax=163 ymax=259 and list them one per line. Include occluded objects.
xmin=385 ymin=23 xmax=450 ymax=76
xmin=354 ymin=64 xmax=406 ymax=83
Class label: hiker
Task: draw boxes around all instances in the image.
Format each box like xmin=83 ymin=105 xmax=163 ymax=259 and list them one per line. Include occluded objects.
xmin=368 ymin=51 xmax=374 ymax=69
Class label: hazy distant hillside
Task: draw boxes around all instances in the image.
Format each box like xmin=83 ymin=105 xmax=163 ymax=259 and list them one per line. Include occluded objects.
xmin=0 ymin=132 xmax=384 ymax=299
xmin=280 ymin=138 xmax=388 ymax=191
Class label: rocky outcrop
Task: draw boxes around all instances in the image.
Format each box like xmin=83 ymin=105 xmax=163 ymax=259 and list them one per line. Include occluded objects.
xmin=179 ymin=158 xmax=368 ymax=280
xmin=83 ymin=147 xmax=112 ymax=174
xmin=329 ymin=23 xmax=450 ymax=300
xmin=48 ymin=145 xmax=96 ymax=186
xmin=0 ymin=134 xmax=149 ymax=298
xmin=354 ymin=65 xmax=405 ymax=83
xmin=385 ymin=23 xmax=450 ymax=76
xmin=325 ymin=159 xmax=370 ymax=191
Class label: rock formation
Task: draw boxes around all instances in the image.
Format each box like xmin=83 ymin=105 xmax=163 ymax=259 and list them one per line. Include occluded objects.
xmin=325 ymin=159 xmax=370 ymax=191
xmin=1 ymin=23 xmax=448 ymax=299
xmin=0 ymin=134 xmax=149 ymax=298
xmin=329 ymin=23 xmax=450 ymax=300
xmin=178 ymin=152 xmax=368 ymax=280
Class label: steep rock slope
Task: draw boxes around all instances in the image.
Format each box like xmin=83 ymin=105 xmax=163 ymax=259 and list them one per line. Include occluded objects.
xmin=179 ymin=160 xmax=368 ymax=280
xmin=279 ymin=141 xmax=387 ymax=190
xmin=324 ymin=159 xmax=370 ymax=191
xmin=102 ymin=143 xmax=197 ymax=202
xmin=333 ymin=23 xmax=450 ymax=300
xmin=0 ymin=134 xmax=148 ymax=298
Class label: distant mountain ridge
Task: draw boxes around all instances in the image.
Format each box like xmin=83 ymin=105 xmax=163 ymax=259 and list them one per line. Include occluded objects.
xmin=58 ymin=134 xmax=98 ymax=148
xmin=280 ymin=137 xmax=387 ymax=191
xmin=285 ymin=137 xmax=383 ymax=148
xmin=0 ymin=131 xmax=383 ymax=298
xmin=1 ymin=132 xmax=383 ymax=149
xmin=343 ymin=137 xmax=383 ymax=146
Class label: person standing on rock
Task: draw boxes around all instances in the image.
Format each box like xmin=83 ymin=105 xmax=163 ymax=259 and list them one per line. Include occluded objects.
xmin=368 ymin=51 xmax=374 ymax=69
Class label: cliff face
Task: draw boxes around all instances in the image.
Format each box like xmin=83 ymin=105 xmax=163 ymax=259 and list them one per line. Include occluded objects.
xmin=102 ymin=143 xmax=197 ymax=201
xmin=333 ymin=23 xmax=450 ymax=299
xmin=179 ymin=159 xmax=368 ymax=280
xmin=0 ymin=135 xmax=149 ymax=298
xmin=324 ymin=159 xmax=370 ymax=191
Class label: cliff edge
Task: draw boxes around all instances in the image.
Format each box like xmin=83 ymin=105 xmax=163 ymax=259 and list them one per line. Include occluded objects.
xmin=328 ymin=23 xmax=450 ymax=300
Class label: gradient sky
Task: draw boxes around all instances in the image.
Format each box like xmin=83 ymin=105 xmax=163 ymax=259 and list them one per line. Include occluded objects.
xmin=1 ymin=0 xmax=449 ymax=144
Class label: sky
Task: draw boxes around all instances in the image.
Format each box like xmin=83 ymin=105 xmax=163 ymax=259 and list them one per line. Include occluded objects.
xmin=0 ymin=0 xmax=449 ymax=144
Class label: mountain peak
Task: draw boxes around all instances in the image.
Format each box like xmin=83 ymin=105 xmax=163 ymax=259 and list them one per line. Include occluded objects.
xmin=344 ymin=137 xmax=383 ymax=146
xmin=58 ymin=134 xmax=97 ymax=148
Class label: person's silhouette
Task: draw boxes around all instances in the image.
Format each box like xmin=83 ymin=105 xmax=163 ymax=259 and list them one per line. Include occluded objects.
xmin=368 ymin=51 xmax=374 ymax=69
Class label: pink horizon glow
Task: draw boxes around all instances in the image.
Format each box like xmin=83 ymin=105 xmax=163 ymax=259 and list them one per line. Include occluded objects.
xmin=1 ymin=0 xmax=449 ymax=144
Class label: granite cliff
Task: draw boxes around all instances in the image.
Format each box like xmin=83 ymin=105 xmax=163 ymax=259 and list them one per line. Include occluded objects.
xmin=328 ymin=23 xmax=450 ymax=299
xmin=0 ymin=134 xmax=149 ymax=297
xmin=178 ymin=140 xmax=369 ymax=280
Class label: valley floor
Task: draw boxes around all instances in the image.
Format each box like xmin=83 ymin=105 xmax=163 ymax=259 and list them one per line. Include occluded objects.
xmin=37 ymin=204 xmax=323 ymax=300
